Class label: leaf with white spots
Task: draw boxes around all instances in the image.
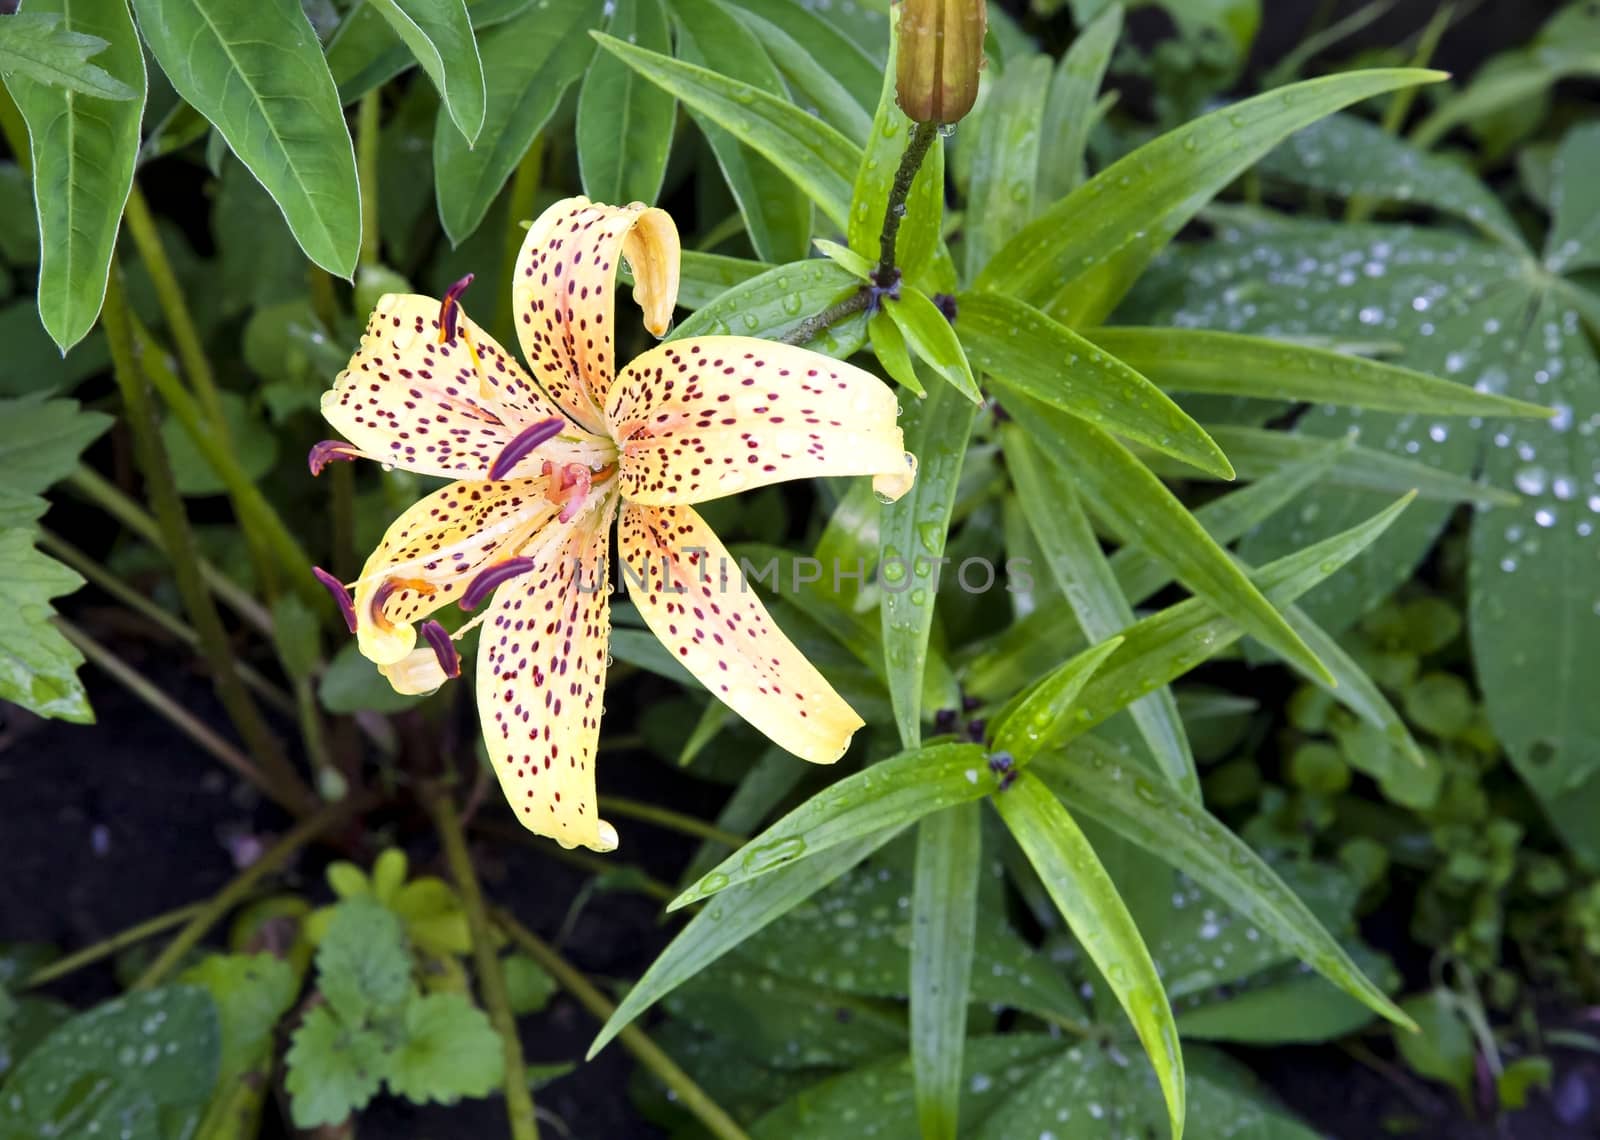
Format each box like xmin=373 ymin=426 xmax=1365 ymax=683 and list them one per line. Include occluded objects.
xmin=1545 ymin=123 xmax=1600 ymax=274
xmin=671 ymin=258 xmax=867 ymax=358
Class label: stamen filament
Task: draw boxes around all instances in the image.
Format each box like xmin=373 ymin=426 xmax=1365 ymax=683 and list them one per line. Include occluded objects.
xmin=311 ymin=567 xmax=357 ymax=632
xmin=460 ymin=557 xmax=536 ymax=611
xmin=488 ymin=417 xmax=567 ymax=480
xmin=439 ymin=273 xmax=473 ymax=344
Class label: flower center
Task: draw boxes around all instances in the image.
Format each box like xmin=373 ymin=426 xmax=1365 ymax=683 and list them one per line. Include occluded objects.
xmin=542 ymin=460 xmax=617 ymax=522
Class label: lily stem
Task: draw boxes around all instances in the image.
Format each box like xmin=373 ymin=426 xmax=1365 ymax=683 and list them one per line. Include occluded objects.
xmin=875 ymin=120 xmax=939 ymax=287
xmin=777 ymin=290 xmax=874 ymax=347
xmin=131 ymin=797 xmax=360 ymax=990
xmin=102 ymin=269 xmax=314 ymax=817
xmin=597 ymin=795 xmax=747 ymax=849
xmin=431 ymin=792 xmax=541 ymax=1140
xmin=358 ymin=91 xmax=382 ymax=268
xmin=495 ymin=909 xmax=752 ymax=1140
xmin=24 ymin=900 xmax=209 ymax=988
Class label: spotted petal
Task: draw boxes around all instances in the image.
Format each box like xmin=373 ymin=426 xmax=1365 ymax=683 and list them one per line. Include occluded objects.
xmin=512 ymin=197 xmax=681 ymax=433
xmin=352 ymin=477 xmax=562 ymax=666
xmin=323 ymin=293 xmax=604 ymax=479
xmin=608 ymin=336 xmax=914 ymax=505
xmin=477 ymin=503 xmax=617 ymax=852
xmin=619 ymin=500 xmax=864 ymax=764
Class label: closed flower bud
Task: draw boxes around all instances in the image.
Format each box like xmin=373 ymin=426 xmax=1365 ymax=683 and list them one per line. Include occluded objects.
xmin=896 ymin=0 xmax=987 ymax=125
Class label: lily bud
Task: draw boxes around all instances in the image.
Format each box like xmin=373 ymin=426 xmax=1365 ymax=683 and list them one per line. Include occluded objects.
xmin=896 ymin=0 xmax=987 ymax=125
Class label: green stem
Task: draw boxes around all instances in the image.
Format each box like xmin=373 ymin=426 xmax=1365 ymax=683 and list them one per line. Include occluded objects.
xmin=308 ymin=265 xmax=340 ymax=328
xmin=597 ymin=795 xmax=747 ymax=849
xmin=495 ymin=135 xmax=545 ymax=342
xmin=495 ymin=910 xmax=751 ymax=1140
xmin=875 ymin=120 xmax=939 ymax=287
xmin=66 ymin=466 xmax=275 ymax=635
xmin=132 ymin=798 xmax=358 ymax=990
xmin=41 ymin=530 xmax=296 ymax=716
xmin=358 ymin=91 xmax=382 ymax=269
xmin=25 ymin=900 xmax=208 ymax=989
xmin=777 ymin=289 xmax=873 ymax=346
xmin=293 ymin=676 xmax=337 ymax=796
xmin=102 ymin=270 xmax=314 ymax=816
xmin=431 ymin=793 xmax=540 ymax=1140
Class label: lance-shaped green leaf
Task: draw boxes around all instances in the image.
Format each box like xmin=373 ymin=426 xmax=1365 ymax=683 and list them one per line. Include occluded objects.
xmin=671 ymin=259 xmax=866 ymax=357
xmin=593 ymin=32 xmax=862 ymax=230
xmin=869 ymin=308 xmax=925 ymax=396
xmin=131 ymin=0 xmax=359 ymax=277
xmin=1086 ymin=327 xmax=1553 ymax=418
xmin=1002 ymin=392 xmax=1331 ymax=685
xmin=1546 ymin=123 xmax=1600 ymax=274
xmin=888 ymin=288 xmax=979 ymax=403
xmin=964 ymin=53 xmax=1050 ymax=281
xmin=1035 ymin=735 xmax=1414 ymax=1032
xmin=674 ymin=0 xmax=810 ymax=263
xmin=8 ymin=0 xmax=144 ymax=352
xmin=849 ymin=10 xmax=945 ymax=285
xmin=910 ymin=803 xmax=980 ymax=1140
xmin=1037 ymin=1 xmax=1121 ymax=204
xmin=993 ymin=771 xmax=1184 ymax=1140
xmin=360 ymin=0 xmax=486 ymax=142
xmin=577 ymin=0 xmax=674 ymax=205
xmin=990 ymin=636 xmax=1126 ymax=765
xmin=736 ymin=5 xmax=875 ymax=144
xmin=975 ymin=68 xmax=1446 ymax=325
xmin=0 ymin=11 xmax=137 ymax=99
xmin=961 ymin=292 xmax=1230 ymax=477
xmin=589 ymin=824 xmax=905 ymax=1058
xmin=880 ymin=381 xmax=977 ymax=746
xmin=671 ymin=744 xmax=987 ymax=909
xmin=732 ymin=0 xmax=880 ymax=120
xmin=327 ymin=0 xmax=528 ymax=105
xmin=435 ymin=0 xmax=599 ymax=244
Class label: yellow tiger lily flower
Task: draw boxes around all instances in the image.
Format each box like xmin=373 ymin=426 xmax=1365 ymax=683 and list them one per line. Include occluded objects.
xmin=310 ymin=197 xmax=916 ymax=852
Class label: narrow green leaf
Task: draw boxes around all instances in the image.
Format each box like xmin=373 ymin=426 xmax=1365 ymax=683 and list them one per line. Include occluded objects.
xmin=1087 ymin=327 xmax=1553 ymax=419
xmin=735 ymin=5 xmax=875 ymax=145
xmin=8 ymin=0 xmax=144 ymax=351
xmin=888 ymin=288 xmax=980 ymax=403
xmin=577 ymin=0 xmax=674 ymax=205
xmin=435 ymin=0 xmax=600 ymax=244
xmin=910 ymin=803 xmax=981 ymax=1140
xmin=813 ymin=237 xmax=873 ymax=280
xmin=878 ymin=382 xmax=978 ymax=746
xmin=670 ymin=258 xmax=867 ymax=357
xmin=1036 ymin=736 xmax=1414 ymax=1032
xmin=362 ymin=0 xmax=486 ymax=143
xmin=962 ymin=292 xmax=1231 ymax=477
xmin=1004 ymin=393 xmax=1332 ymax=685
xmin=588 ymin=824 xmax=906 ymax=1058
xmin=671 ymin=743 xmax=988 ymax=909
xmin=1037 ymin=2 xmax=1122 ymax=204
xmin=991 ymin=635 xmax=1126 ymax=765
xmin=0 ymin=11 xmax=137 ymax=99
xmin=1546 ymin=122 xmax=1600 ymax=274
xmin=964 ymin=54 xmax=1050 ymax=280
xmin=977 ymin=68 xmax=1447 ymax=325
xmin=131 ymin=0 xmax=359 ymax=277
xmin=994 ymin=771 xmax=1185 ymax=1140
xmin=730 ymin=0 xmax=881 ymax=120
xmin=592 ymin=32 xmax=862 ymax=230
xmin=868 ymin=308 xmax=925 ymax=396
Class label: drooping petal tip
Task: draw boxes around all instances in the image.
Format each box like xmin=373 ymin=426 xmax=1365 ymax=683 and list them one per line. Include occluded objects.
xmin=873 ymin=451 xmax=919 ymax=504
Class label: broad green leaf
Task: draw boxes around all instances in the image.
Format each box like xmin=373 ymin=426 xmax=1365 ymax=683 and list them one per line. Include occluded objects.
xmin=0 ymin=986 xmax=220 ymax=1140
xmin=593 ymin=32 xmax=862 ymax=230
xmin=0 ymin=11 xmax=137 ymax=99
xmin=671 ymin=744 xmax=988 ymax=909
xmin=1037 ymin=2 xmax=1122 ymax=204
xmin=888 ymin=288 xmax=979 ymax=402
xmin=1037 ymin=736 xmax=1412 ymax=1031
xmin=1004 ymin=393 xmax=1331 ymax=684
xmin=179 ymin=953 xmax=298 ymax=1085
xmin=1088 ymin=327 xmax=1552 ymax=419
xmin=673 ymin=0 xmax=809 ymax=263
xmin=1004 ymin=425 xmax=1194 ymax=790
xmin=673 ymin=250 xmax=772 ymax=310
xmin=435 ymin=0 xmax=600 ymax=244
xmin=0 ymin=395 xmax=113 ymax=493
xmin=326 ymin=0 xmax=526 ymax=102
xmin=735 ymin=5 xmax=875 ymax=145
xmin=387 ymin=991 xmax=504 ymax=1103
xmin=317 ymin=898 xmax=412 ymax=1024
xmin=1392 ymin=991 xmax=1474 ymax=1099
xmin=964 ymin=53 xmax=1050 ymax=280
xmin=848 ymin=11 xmax=944 ymax=286
xmin=284 ymin=1006 xmax=386 ymax=1126
xmin=976 ymin=68 xmax=1446 ymax=325
xmin=1176 ymin=949 xmax=1394 ymax=1044
xmin=588 ymin=825 xmax=905 ymax=1058
xmin=1258 ymin=113 xmax=1525 ymax=251
xmin=993 ymin=771 xmax=1185 ymax=1140
xmin=670 ymin=258 xmax=867 ymax=357
xmin=8 ymin=0 xmax=144 ymax=351
xmin=1546 ymin=123 xmax=1600 ymax=274
xmin=577 ymin=0 xmax=674 ymax=205
xmin=962 ymin=292 xmax=1231 ymax=477
xmin=362 ymin=0 xmax=486 ymax=142
xmin=0 ymin=529 xmax=90 ymax=723
xmin=991 ymin=634 xmax=1127 ymax=766
xmin=131 ymin=0 xmax=359 ymax=277
xmin=910 ymin=803 xmax=980 ymax=1140
xmin=880 ymin=381 xmax=979 ymax=746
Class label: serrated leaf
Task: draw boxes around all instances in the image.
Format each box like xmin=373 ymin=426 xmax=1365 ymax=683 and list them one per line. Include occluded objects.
xmin=285 ymin=1004 xmax=387 ymax=1127
xmin=0 ymin=530 xmax=90 ymax=722
xmin=977 ymin=68 xmax=1446 ymax=325
xmin=577 ymin=0 xmax=674 ymax=205
xmin=387 ymin=991 xmax=504 ymax=1104
xmin=7 ymin=0 xmax=144 ymax=352
xmin=362 ymin=0 xmax=486 ymax=142
xmin=317 ymin=897 xmax=412 ymax=1023
xmin=910 ymin=803 xmax=980 ymax=1140
xmin=130 ymin=0 xmax=359 ymax=277
xmin=0 ymin=11 xmax=138 ymax=99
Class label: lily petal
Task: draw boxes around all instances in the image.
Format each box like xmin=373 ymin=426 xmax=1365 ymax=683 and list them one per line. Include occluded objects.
xmin=619 ymin=500 xmax=864 ymax=764
xmin=513 ymin=197 xmax=681 ymax=433
xmin=477 ymin=506 xmax=618 ymax=852
xmin=324 ymin=293 xmax=600 ymax=479
xmin=352 ymin=477 xmax=562 ymax=666
xmin=608 ymin=337 xmax=915 ymax=506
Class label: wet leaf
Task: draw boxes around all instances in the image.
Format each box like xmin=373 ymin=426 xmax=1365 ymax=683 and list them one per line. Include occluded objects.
xmin=577 ymin=0 xmax=674 ymax=205
xmin=1036 ymin=2 xmax=1121 ymax=205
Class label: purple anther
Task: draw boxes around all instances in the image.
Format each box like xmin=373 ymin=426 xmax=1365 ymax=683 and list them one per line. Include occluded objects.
xmin=932 ymin=293 xmax=959 ymax=323
xmin=312 ymin=567 xmax=358 ymax=632
xmin=421 ymin=620 xmax=460 ymax=679
xmin=440 ymin=273 xmax=474 ymax=342
xmin=987 ymin=750 xmax=1017 ymax=791
xmin=460 ymin=557 xmax=536 ymax=611
xmin=488 ymin=417 xmax=566 ymax=480
xmin=307 ymin=439 xmax=359 ymax=476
